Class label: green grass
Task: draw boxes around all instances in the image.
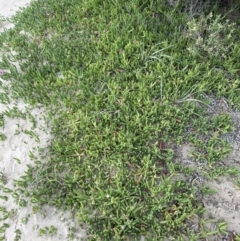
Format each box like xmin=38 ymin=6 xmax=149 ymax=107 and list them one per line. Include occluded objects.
xmin=0 ymin=0 xmax=240 ymax=240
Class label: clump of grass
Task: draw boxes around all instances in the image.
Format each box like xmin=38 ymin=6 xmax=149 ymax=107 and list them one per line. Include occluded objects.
xmin=185 ymin=11 xmax=237 ymax=58
xmin=0 ymin=0 xmax=240 ymax=240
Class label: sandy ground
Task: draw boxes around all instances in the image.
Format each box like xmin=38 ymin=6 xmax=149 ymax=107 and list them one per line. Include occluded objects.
xmin=177 ymin=97 xmax=240 ymax=239
xmin=0 ymin=0 xmax=86 ymax=240
xmin=1 ymin=1 xmax=240 ymax=241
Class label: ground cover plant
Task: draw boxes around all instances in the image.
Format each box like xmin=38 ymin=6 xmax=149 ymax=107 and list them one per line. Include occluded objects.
xmin=0 ymin=0 xmax=240 ymax=240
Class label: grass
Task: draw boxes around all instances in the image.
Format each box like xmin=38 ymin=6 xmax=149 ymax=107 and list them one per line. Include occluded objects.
xmin=0 ymin=0 xmax=240 ymax=240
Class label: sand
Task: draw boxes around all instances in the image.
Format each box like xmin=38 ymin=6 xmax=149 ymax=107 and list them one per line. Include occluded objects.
xmin=0 ymin=0 xmax=86 ymax=240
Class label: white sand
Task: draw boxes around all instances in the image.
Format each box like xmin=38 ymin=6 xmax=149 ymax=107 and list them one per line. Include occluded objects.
xmin=0 ymin=1 xmax=86 ymax=240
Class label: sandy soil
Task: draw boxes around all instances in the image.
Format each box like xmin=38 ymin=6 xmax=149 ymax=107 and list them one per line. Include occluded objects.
xmin=177 ymin=97 xmax=240 ymax=240
xmin=0 ymin=0 xmax=86 ymax=240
